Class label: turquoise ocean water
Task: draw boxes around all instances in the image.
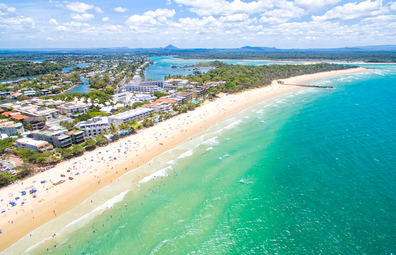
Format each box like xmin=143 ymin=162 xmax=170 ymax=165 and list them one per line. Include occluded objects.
xmin=4 ymin=62 xmax=396 ymax=254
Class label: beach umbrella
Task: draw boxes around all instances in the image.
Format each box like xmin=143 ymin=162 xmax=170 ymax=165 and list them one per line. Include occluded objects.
xmin=21 ymin=191 xmax=26 ymax=195
xmin=8 ymin=193 xmax=12 ymax=197
xmin=15 ymin=197 xmax=20 ymax=200
xmin=10 ymin=202 xmax=16 ymax=206
xmin=40 ymin=180 xmax=47 ymax=184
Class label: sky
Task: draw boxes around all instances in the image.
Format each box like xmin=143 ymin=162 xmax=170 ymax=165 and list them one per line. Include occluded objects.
xmin=1 ymin=0 xmax=396 ymax=49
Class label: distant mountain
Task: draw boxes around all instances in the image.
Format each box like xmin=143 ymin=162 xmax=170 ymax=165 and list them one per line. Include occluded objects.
xmin=164 ymin=44 xmax=179 ymax=50
xmin=1 ymin=44 xmax=396 ymax=55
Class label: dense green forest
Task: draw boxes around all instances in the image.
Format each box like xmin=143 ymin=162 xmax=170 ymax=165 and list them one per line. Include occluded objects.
xmin=0 ymin=61 xmax=64 ymax=80
xmin=175 ymin=52 xmax=396 ymax=63
xmin=166 ymin=62 xmax=358 ymax=93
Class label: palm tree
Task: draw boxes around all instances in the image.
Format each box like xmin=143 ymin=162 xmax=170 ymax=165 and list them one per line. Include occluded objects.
xmin=109 ymin=123 xmax=118 ymax=136
xmin=102 ymin=129 xmax=110 ymax=136
xmin=119 ymin=123 xmax=128 ymax=131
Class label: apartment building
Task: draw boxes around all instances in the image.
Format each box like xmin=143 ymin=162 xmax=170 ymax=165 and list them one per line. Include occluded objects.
xmin=125 ymin=84 xmax=160 ymax=93
xmin=0 ymin=121 xmax=25 ymax=136
xmin=22 ymin=117 xmax=45 ymax=130
xmin=111 ymin=108 xmax=154 ymax=126
xmin=142 ymin=101 xmax=173 ymax=113
xmin=75 ymin=116 xmax=111 ymax=138
xmin=57 ymin=102 xmax=90 ymax=115
xmin=29 ymin=126 xmax=72 ymax=148
xmin=14 ymin=138 xmax=53 ymax=152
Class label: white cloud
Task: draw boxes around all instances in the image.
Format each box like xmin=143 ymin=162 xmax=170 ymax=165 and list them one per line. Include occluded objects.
xmin=313 ymin=0 xmax=388 ymax=21
xmin=71 ymin=13 xmax=94 ymax=21
xmin=47 ymin=37 xmax=54 ymax=41
xmin=49 ymin=18 xmax=59 ymax=25
xmin=125 ymin=14 xmax=158 ymax=27
xmin=144 ymin=9 xmax=176 ymax=18
xmin=114 ymin=7 xmax=129 ymax=12
xmin=295 ymin=0 xmax=341 ymax=11
xmin=166 ymin=0 xmax=172 ymax=5
xmin=94 ymin=7 xmax=103 ymax=13
xmin=57 ymin=25 xmax=67 ymax=31
xmin=174 ymin=0 xmax=273 ymax=16
xmin=0 ymin=3 xmax=35 ymax=30
xmin=390 ymin=2 xmax=396 ymax=11
xmin=66 ymin=2 xmax=93 ymax=13
xmin=219 ymin=13 xmax=249 ymax=22
xmin=0 ymin=3 xmax=17 ymax=15
xmin=65 ymin=2 xmax=103 ymax=13
xmin=102 ymin=17 xmax=109 ymax=21
xmin=260 ymin=2 xmax=306 ymax=24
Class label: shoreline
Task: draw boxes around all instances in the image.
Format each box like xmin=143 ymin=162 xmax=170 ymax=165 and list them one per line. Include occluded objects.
xmin=0 ymin=67 xmax=368 ymax=252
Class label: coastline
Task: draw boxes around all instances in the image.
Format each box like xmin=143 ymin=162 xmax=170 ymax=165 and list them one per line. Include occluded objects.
xmin=0 ymin=67 xmax=368 ymax=252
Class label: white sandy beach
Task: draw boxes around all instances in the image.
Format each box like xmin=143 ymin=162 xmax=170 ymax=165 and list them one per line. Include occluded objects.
xmin=0 ymin=67 xmax=367 ymax=251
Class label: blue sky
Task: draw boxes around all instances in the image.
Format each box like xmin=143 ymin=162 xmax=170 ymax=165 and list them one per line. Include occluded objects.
xmin=1 ymin=0 xmax=396 ymax=48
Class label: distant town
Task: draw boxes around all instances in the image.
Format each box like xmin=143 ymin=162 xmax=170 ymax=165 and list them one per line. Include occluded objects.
xmin=0 ymin=55 xmax=223 ymax=185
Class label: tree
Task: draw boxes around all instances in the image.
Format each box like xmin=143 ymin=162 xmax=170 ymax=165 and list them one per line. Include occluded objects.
xmin=62 ymin=147 xmax=74 ymax=158
xmin=132 ymin=102 xmax=143 ymax=109
xmin=85 ymin=139 xmax=96 ymax=148
xmin=95 ymin=134 xmax=108 ymax=146
xmin=109 ymin=123 xmax=118 ymax=135
xmin=72 ymin=144 xmax=85 ymax=155
xmin=187 ymin=103 xmax=196 ymax=111
xmin=142 ymin=118 xmax=153 ymax=128
xmin=119 ymin=123 xmax=128 ymax=131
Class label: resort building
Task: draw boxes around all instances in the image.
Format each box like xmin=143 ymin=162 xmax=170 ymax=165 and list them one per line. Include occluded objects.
xmin=111 ymin=108 xmax=154 ymax=125
xmin=142 ymin=101 xmax=173 ymax=113
xmin=157 ymin=98 xmax=178 ymax=105
xmin=68 ymin=130 xmax=85 ymax=144
xmin=29 ymin=126 xmax=72 ymax=148
xmin=57 ymin=102 xmax=90 ymax=115
xmin=112 ymin=92 xmax=132 ymax=103
xmin=0 ymin=121 xmax=25 ymax=136
xmin=75 ymin=116 xmax=111 ymax=138
xmin=45 ymin=116 xmax=73 ymax=127
xmin=14 ymin=137 xmax=53 ymax=152
xmin=22 ymin=117 xmax=45 ymax=130
xmin=124 ymin=84 xmax=160 ymax=93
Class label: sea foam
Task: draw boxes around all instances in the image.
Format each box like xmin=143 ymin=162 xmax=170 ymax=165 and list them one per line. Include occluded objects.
xmin=177 ymin=150 xmax=193 ymax=159
xmin=139 ymin=166 xmax=171 ymax=183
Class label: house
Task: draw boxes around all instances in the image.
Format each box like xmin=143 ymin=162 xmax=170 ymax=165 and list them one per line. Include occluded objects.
xmin=23 ymin=90 xmax=36 ymax=96
xmin=45 ymin=116 xmax=73 ymax=127
xmin=0 ymin=122 xmax=25 ymax=136
xmin=14 ymin=138 xmax=53 ymax=152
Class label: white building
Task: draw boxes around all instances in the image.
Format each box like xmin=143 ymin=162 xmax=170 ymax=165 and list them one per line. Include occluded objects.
xmin=75 ymin=116 xmax=111 ymax=138
xmin=142 ymin=101 xmax=173 ymax=113
xmin=14 ymin=137 xmax=53 ymax=152
xmin=111 ymin=108 xmax=154 ymax=125
xmin=111 ymin=92 xmax=132 ymax=103
xmin=0 ymin=121 xmax=25 ymax=136
xmin=57 ymin=102 xmax=90 ymax=115
xmin=125 ymin=84 xmax=160 ymax=93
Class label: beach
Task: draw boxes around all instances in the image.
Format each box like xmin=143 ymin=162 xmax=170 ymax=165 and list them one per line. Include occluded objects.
xmin=0 ymin=67 xmax=367 ymax=252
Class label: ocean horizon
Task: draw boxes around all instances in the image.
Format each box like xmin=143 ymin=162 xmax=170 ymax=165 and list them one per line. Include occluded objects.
xmin=3 ymin=62 xmax=396 ymax=254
